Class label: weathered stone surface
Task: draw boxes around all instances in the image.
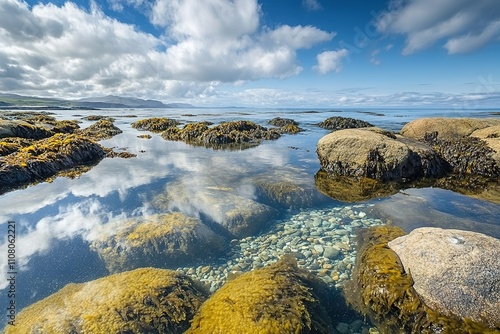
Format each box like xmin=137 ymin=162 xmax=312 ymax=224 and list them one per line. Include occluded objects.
xmin=316 ymin=128 xmax=446 ymax=181
xmin=91 ymin=213 xmax=226 ymax=273
xmin=317 ymin=116 xmax=373 ymax=130
xmin=0 ymin=119 xmax=53 ymax=139
xmin=6 ymin=268 xmax=208 ymax=334
xmin=388 ymin=227 xmax=500 ymax=328
xmin=401 ymin=118 xmax=500 ymax=140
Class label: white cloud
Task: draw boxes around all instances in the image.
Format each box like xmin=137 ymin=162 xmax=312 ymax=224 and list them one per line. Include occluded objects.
xmin=314 ymin=49 xmax=349 ymax=74
xmin=302 ymin=0 xmax=322 ymax=11
xmin=376 ymin=0 xmax=500 ymax=54
xmin=0 ymin=0 xmax=333 ymax=99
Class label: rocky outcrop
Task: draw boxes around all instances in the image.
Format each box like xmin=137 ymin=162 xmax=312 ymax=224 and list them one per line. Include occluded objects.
xmin=317 ymin=116 xmax=373 ymax=130
xmin=388 ymin=227 xmax=500 ymax=329
xmin=345 ymin=226 xmax=499 ymax=333
xmin=0 ymin=133 xmax=106 ymax=192
xmin=91 ymin=213 xmax=227 ymax=273
xmin=162 ymin=121 xmax=283 ymax=150
xmin=131 ymin=117 xmax=180 ymax=132
xmin=316 ymin=128 xmax=446 ymax=182
xmin=6 ymin=268 xmax=208 ymax=334
xmin=187 ymin=256 xmax=334 ymax=334
xmin=79 ymin=119 xmax=123 ymax=140
xmin=0 ymin=119 xmax=53 ymax=139
xmin=268 ymin=117 xmax=299 ymax=127
xmin=401 ymin=117 xmax=500 ymax=140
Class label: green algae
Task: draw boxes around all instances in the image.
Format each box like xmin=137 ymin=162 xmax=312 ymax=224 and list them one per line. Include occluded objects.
xmin=187 ymin=255 xmax=334 ymax=334
xmin=5 ymin=268 xmax=208 ymax=334
xmin=344 ymin=226 xmax=500 ymax=334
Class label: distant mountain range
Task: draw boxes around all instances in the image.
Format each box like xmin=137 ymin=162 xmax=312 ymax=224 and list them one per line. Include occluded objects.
xmin=0 ymin=93 xmax=194 ymax=109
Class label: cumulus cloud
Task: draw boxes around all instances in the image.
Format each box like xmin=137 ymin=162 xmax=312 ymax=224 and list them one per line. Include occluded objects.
xmin=0 ymin=0 xmax=333 ymax=99
xmin=376 ymin=0 xmax=500 ymax=54
xmin=314 ymin=49 xmax=349 ymax=74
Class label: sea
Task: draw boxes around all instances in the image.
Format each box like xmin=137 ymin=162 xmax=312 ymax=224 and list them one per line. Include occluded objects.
xmin=0 ymin=107 xmax=499 ymax=330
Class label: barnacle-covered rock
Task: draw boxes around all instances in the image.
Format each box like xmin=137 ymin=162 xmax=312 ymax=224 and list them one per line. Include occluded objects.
xmin=132 ymin=117 xmax=180 ymax=132
xmin=6 ymin=268 xmax=208 ymax=334
xmin=344 ymin=226 xmax=500 ymax=334
xmin=186 ymin=255 xmax=334 ymax=334
xmin=0 ymin=133 xmax=106 ymax=192
xmin=91 ymin=213 xmax=227 ymax=273
xmin=317 ymin=116 xmax=373 ymax=131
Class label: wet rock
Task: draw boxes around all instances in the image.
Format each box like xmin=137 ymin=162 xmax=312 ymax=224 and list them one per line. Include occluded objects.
xmin=317 ymin=116 xmax=373 ymax=131
xmin=388 ymin=227 xmax=500 ymax=328
xmin=0 ymin=119 xmax=53 ymax=139
xmin=132 ymin=117 xmax=180 ymax=132
xmin=6 ymin=268 xmax=208 ymax=334
xmin=0 ymin=137 xmax=33 ymax=156
xmin=316 ymin=128 xmax=446 ymax=182
xmin=0 ymin=133 xmax=106 ymax=192
xmin=268 ymin=117 xmax=299 ymax=127
xmin=186 ymin=256 xmax=334 ymax=334
xmin=323 ymin=246 xmax=340 ymax=259
xmin=79 ymin=119 xmax=123 ymax=140
xmin=91 ymin=213 xmax=227 ymax=273
xmin=401 ymin=117 xmax=500 ymax=140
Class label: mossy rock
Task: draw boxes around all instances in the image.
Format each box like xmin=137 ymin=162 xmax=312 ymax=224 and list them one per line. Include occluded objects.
xmin=344 ymin=226 xmax=500 ymax=334
xmin=132 ymin=117 xmax=180 ymax=132
xmin=79 ymin=119 xmax=123 ymax=140
xmin=317 ymin=116 xmax=373 ymax=131
xmin=187 ymin=255 xmax=334 ymax=334
xmin=90 ymin=213 xmax=227 ymax=273
xmin=0 ymin=133 xmax=106 ymax=192
xmin=6 ymin=268 xmax=208 ymax=334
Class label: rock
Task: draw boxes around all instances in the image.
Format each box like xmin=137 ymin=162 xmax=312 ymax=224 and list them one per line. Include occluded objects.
xmin=0 ymin=119 xmax=53 ymax=139
xmin=470 ymin=125 xmax=500 ymax=165
xmin=388 ymin=227 xmax=500 ymax=328
xmin=316 ymin=128 xmax=446 ymax=182
xmin=79 ymin=119 xmax=122 ymax=140
xmin=90 ymin=213 xmax=227 ymax=273
xmin=0 ymin=133 xmax=106 ymax=193
xmin=268 ymin=117 xmax=299 ymax=127
xmin=153 ymin=183 xmax=277 ymax=238
xmin=186 ymin=256 xmax=334 ymax=333
xmin=336 ymin=322 xmax=350 ymax=334
xmin=163 ymin=120 xmax=283 ymax=150
xmin=0 ymin=137 xmax=33 ymax=156
xmin=317 ymin=116 xmax=373 ymax=130
xmin=323 ymin=246 xmax=340 ymax=259
xmin=401 ymin=118 xmax=500 ymax=140
xmin=6 ymin=268 xmax=208 ymax=334
xmin=345 ymin=225 xmax=499 ymax=333
xmin=132 ymin=117 xmax=180 ymax=132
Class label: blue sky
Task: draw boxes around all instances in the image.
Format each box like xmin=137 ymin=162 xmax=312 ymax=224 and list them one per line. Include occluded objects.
xmin=1 ymin=0 xmax=499 ymax=107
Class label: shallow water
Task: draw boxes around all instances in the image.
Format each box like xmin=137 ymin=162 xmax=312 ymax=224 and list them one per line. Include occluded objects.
xmin=1 ymin=107 xmax=499 ymax=328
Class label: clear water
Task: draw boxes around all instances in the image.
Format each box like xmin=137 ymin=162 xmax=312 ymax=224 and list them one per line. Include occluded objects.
xmin=1 ymin=107 xmax=499 ymax=327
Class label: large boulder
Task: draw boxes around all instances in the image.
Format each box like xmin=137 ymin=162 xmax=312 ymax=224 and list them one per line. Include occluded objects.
xmin=316 ymin=128 xmax=446 ymax=182
xmin=186 ymin=256 xmax=334 ymax=334
xmin=6 ymin=268 xmax=208 ymax=334
xmin=401 ymin=118 xmax=500 ymax=140
xmin=345 ymin=226 xmax=499 ymax=333
xmin=388 ymin=227 xmax=500 ymax=328
xmin=90 ymin=213 xmax=227 ymax=273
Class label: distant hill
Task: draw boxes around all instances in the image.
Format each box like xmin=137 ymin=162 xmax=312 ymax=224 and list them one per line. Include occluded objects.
xmin=0 ymin=93 xmax=194 ymax=109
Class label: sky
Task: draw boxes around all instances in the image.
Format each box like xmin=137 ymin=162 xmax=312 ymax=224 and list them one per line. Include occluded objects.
xmin=0 ymin=0 xmax=500 ymax=108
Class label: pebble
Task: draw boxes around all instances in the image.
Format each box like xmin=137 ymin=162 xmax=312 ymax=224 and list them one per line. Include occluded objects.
xmin=323 ymin=246 xmax=340 ymax=259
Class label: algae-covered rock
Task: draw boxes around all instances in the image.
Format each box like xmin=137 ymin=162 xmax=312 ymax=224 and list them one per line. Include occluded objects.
xmin=132 ymin=117 xmax=180 ymax=132
xmin=25 ymin=115 xmax=80 ymax=134
xmin=268 ymin=117 xmax=299 ymax=127
xmin=316 ymin=128 xmax=446 ymax=182
xmin=0 ymin=137 xmax=33 ymax=156
xmin=91 ymin=213 xmax=226 ymax=273
xmin=344 ymin=225 xmax=500 ymax=334
xmin=317 ymin=116 xmax=373 ymax=130
xmin=388 ymin=227 xmax=500 ymax=329
xmin=0 ymin=119 xmax=53 ymax=139
xmin=314 ymin=170 xmax=399 ymax=202
xmin=6 ymin=267 xmax=208 ymax=334
xmin=401 ymin=117 xmax=500 ymax=140
xmin=162 ymin=121 xmax=282 ymax=150
xmin=0 ymin=133 xmax=106 ymax=192
xmin=79 ymin=119 xmax=123 ymax=140
xmin=187 ymin=255 xmax=334 ymax=334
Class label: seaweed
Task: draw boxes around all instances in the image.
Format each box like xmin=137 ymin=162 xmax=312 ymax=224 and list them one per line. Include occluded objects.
xmin=132 ymin=117 xmax=180 ymax=132
xmin=79 ymin=119 xmax=122 ymax=140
